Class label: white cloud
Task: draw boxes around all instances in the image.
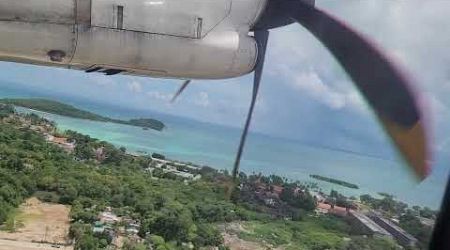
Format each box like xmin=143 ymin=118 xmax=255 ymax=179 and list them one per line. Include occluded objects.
xmin=420 ymin=92 xmax=450 ymax=147
xmin=345 ymin=89 xmax=368 ymax=113
xmin=293 ymin=71 xmax=345 ymax=109
xmin=146 ymin=90 xmax=171 ymax=101
xmin=128 ymin=81 xmax=143 ymax=93
xmin=283 ymin=68 xmax=369 ymax=113
xmin=88 ymin=75 xmax=116 ymax=87
xmin=436 ymin=137 xmax=450 ymax=153
xmin=194 ymin=91 xmax=210 ymax=107
xmin=264 ymin=24 xmax=372 ymax=113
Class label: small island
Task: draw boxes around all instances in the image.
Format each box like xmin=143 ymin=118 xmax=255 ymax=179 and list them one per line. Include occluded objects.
xmin=310 ymin=174 xmax=359 ymax=189
xmin=0 ymin=98 xmax=165 ymax=131
xmin=110 ymin=118 xmax=165 ymax=131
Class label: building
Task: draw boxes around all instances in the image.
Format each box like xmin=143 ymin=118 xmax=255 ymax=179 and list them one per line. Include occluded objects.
xmin=126 ymin=227 xmax=139 ymax=235
xmin=311 ymin=191 xmax=326 ymax=203
xmin=330 ymin=206 xmax=349 ymax=217
xmin=315 ymin=202 xmax=350 ymax=217
xmin=147 ymin=160 xmax=202 ymax=181
xmin=171 ymin=170 xmax=194 ymax=179
xmin=151 ymin=157 xmax=200 ymax=172
xmin=271 ymin=185 xmax=284 ymax=198
xmin=93 ymin=221 xmax=105 ymax=234
xmin=95 ymin=146 xmax=106 ymax=161
xmin=99 ymin=211 xmax=121 ymax=224
xmin=264 ymin=198 xmax=277 ymax=207
xmin=349 ymin=211 xmax=392 ymax=238
xmin=316 ymin=202 xmax=331 ymax=214
xmin=419 ymin=217 xmax=435 ymax=228
xmin=45 ymin=134 xmax=76 ymax=152
xmin=123 ymin=218 xmax=141 ymax=236
xmin=370 ymin=213 xmax=418 ymax=247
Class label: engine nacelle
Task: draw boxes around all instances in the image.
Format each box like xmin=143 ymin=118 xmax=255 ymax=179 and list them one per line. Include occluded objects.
xmin=71 ymin=28 xmax=257 ymax=79
xmin=0 ymin=0 xmax=265 ymax=79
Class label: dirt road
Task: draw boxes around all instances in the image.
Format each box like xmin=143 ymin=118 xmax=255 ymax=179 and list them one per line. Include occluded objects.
xmin=0 ymin=239 xmax=73 ymax=250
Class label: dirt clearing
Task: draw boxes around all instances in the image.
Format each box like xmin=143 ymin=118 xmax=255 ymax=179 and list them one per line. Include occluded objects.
xmin=0 ymin=197 xmax=72 ymax=250
xmin=221 ymin=222 xmax=281 ymax=250
xmin=0 ymin=239 xmax=72 ymax=250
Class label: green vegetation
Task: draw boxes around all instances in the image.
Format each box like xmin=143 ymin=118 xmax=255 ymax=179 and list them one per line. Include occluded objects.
xmin=123 ymin=118 xmax=165 ymax=131
xmin=0 ymin=105 xmax=426 ymax=249
xmin=1 ymin=98 xmax=108 ymax=121
xmin=280 ymin=184 xmax=317 ymax=211
xmin=238 ymin=217 xmax=400 ymax=250
xmin=345 ymin=236 xmax=401 ymax=250
xmin=310 ymin=174 xmax=359 ymax=189
xmin=399 ymin=210 xmax=432 ymax=249
xmin=360 ymin=193 xmax=435 ymax=249
xmin=238 ymin=217 xmax=348 ymax=248
xmin=329 ymin=190 xmax=355 ymax=208
xmin=360 ymin=194 xmax=411 ymax=216
xmin=0 ymin=103 xmax=14 ymax=118
xmin=235 ymin=173 xmax=318 ymax=218
xmin=0 ymin=98 xmax=165 ymax=131
xmin=0 ymin=107 xmax=226 ymax=248
xmin=152 ymin=153 xmax=166 ymax=160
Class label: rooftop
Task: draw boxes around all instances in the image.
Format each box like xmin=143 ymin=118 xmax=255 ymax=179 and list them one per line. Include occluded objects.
xmin=371 ymin=214 xmax=418 ymax=243
xmin=350 ymin=211 xmax=392 ymax=236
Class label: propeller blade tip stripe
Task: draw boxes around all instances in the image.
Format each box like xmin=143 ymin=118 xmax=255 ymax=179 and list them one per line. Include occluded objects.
xmin=381 ymin=118 xmax=431 ymax=180
xmin=289 ymin=4 xmax=432 ymax=180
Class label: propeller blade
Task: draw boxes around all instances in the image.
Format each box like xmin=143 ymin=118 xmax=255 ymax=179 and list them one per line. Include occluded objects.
xmin=170 ymin=80 xmax=191 ymax=103
xmin=287 ymin=4 xmax=429 ymax=179
xmin=231 ymin=30 xmax=270 ymax=181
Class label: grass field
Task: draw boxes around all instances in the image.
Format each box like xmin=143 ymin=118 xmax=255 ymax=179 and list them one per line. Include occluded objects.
xmin=228 ymin=216 xmax=350 ymax=250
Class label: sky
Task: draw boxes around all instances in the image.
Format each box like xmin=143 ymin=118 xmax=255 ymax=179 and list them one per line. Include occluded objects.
xmin=1 ymin=1 xmax=450 ymax=175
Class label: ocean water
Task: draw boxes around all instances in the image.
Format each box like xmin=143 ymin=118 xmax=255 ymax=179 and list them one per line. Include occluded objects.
xmin=11 ymin=106 xmax=447 ymax=210
xmin=1 ymin=84 xmax=448 ymax=209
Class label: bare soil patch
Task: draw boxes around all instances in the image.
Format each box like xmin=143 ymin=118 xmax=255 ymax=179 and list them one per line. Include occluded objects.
xmin=0 ymin=239 xmax=73 ymax=250
xmin=222 ymin=232 xmax=267 ymax=250
xmin=221 ymin=222 xmax=278 ymax=250
xmin=0 ymin=197 xmax=72 ymax=249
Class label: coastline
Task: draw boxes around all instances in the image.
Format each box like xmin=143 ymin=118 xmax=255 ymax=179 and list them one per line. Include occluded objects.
xmin=1 ymin=99 xmax=165 ymax=131
xmin=14 ymin=106 xmax=444 ymax=210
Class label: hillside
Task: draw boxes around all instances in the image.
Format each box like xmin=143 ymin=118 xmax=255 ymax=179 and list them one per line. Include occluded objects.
xmin=0 ymin=98 xmax=165 ymax=131
xmin=0 ymin=106 xmax=407 ymax=249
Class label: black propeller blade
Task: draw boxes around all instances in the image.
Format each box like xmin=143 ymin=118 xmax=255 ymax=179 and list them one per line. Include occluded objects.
xmin=171 ymin=80 xmax=191 ymax=103
xmin=231 ymin=30 xmax=270 ymax=181
xmin=278 ymin=2 xmax=429 ymax=179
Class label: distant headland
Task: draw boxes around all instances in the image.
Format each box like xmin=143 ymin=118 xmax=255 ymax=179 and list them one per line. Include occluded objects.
xmin=0 ymin=98 xmax=165 ymax=131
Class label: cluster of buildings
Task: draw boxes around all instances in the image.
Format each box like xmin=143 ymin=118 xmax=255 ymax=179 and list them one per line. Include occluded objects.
xmin=244 ymin=178 xmax=422 ymax=248
xmin=44 ymin=134 xmax=76 ymax=152
xmin=311 ymin=192 xmax=419 ymax=248
xmin=316 ymin=202 xmax=350 ymax=217
xmin=349 ymin=211 xmax=393 ymax=238
xmin=252 ymin=183 xmax=284 ymax=207
xmin=93 ymin=207 xmax=142 ymax=249
xmin=240 ymin=178 xmax=317 ymax=218
xmin=146 ymin=157 xmax=202 ymax=181
xmin=11 ymin=115 xmax=55 ymax=133
xmin=368 ymin=212 xmax=419 ymax=247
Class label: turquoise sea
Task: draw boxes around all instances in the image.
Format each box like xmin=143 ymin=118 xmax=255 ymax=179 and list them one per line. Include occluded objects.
xmin=1 ymin=85 xmax=448 ymax=209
